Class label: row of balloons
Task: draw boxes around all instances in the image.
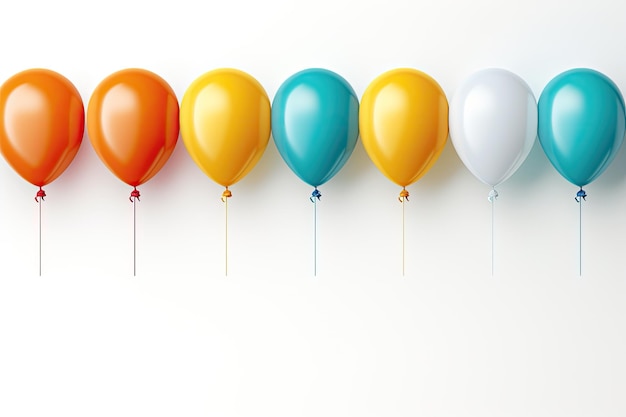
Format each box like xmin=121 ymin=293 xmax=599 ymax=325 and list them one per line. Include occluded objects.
xmin=0 ymin=66 xmax=623 ymax=203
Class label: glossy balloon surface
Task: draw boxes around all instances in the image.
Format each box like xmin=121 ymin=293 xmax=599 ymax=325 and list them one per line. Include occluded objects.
xmin=272 ymin=68 xmax=359 ymax=187
xmin=450 ymin=68 xmax=537 ymax=187
xmin=87 ymin=68 xmax=179 ymax=187
xmin=0 ymin=69 xmax=84 ymax=186
xmin=538 ymin=68 xmax=625 ymax=187
xmin=180 ymin=68 xmax=271 ymax=187
xmin=360 ymin=68 xmax=448 ymax=187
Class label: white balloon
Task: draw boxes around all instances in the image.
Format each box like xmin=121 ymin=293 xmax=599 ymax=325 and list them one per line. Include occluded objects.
xmin=449 ymin=68 xmax=537 ymax=188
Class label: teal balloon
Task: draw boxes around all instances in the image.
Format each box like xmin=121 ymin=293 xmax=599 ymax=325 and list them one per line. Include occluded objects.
xmin=272 ymin=68 xmax=359 ymax=187
xmin=538 ymin=68 xmax=625 ymax=187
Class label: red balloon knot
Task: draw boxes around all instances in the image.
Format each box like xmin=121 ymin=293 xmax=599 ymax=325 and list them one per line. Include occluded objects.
xmin=35 ymin=188 xmax=46 ymax=202
xmin=398 ymin=188 xmax=409 ymax=203
xmin=130 ymin=187 xmax=140 ymax=202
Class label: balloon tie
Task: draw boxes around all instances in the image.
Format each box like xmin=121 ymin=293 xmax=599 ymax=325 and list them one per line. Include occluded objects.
xmin=129 ymin=187 xmax=140 ymax=203
xmin=221 ymin=187 xmax=232 ymax=203
xmin=35 ymin=187 xmax=46 ymax=202
xmin=488 ymin=188 xmax=498 ymax=203
xmin=398 ymin=188 xmax=409 ymax=203
xmin=575 ymin=187 xmax=587 ymax=203
xmin=310 ymin=187 xmax=321 ymax=203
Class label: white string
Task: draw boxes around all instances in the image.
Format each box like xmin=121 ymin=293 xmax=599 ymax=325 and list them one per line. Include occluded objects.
xmin=488 ymin=188 xmax=498 ymax=277
xmin=491 ymin=195 xmax=494 ymax=276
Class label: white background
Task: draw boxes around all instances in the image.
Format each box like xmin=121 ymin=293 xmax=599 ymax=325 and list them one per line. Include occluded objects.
xmin=1 ymin=0 xmax=625 ymax=416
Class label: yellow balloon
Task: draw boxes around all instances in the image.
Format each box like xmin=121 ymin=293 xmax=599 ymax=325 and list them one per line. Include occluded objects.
xmin=360 ymin=68 xmax=449 ymax=189
xmin=180 ymin=68 xmax=271 ymax=189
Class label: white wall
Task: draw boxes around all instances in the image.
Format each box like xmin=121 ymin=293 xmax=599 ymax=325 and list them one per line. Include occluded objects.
xmin=1 ymin=0 xmax=625 ymax=415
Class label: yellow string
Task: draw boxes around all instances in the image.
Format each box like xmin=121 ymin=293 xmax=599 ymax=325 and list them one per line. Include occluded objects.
xmin=398 ymin=188 xmax=409 ymax=276
xmin=222 ymin=187 xmax=232 ymax=276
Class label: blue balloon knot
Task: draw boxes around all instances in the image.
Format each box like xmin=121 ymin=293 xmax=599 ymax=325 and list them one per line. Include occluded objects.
xmin=310 ymin=188 xmax=321 ymax=202
xmin=575 ymin=188 xmax=587 ymax=203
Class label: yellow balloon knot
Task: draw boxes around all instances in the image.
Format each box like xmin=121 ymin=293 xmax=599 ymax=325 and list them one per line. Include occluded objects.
xmin=398 ymin=188 xmax=409 ymax=203
xmin=221 ymin=188 xmax=232 ymax=202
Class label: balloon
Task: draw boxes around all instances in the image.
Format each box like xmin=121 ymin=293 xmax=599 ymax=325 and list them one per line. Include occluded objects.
xmin=0 ymin=68 xmax=84 ymax=197
xmin=538 ymin=68 xmax=625 ymax=188
xmin=87 ymin=68 xmax=179 ymax=196
xmin=359 ymin=68 xmax=448 ymax=199
xmin=180 ymin=68 xmax=271 ymax=196
xmin=272 ymin=68 xmax=359 ymax=192
xmin=449 ymin=68 xmax=537 ymax=191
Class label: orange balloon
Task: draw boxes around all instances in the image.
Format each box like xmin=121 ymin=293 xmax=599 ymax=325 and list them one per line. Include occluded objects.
xmin=0 ymin=69 xmax=84 ymax=188
xmin=87 ymin=68 xmax=179 ymax=188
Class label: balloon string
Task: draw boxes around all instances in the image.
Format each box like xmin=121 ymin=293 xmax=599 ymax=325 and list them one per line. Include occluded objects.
xmin=222 ymin=187 xmax=232 ymax=276
xmin=36 ymin=187 xmax=45 ymax=276
xmin=575 ymin=187 xmax=586 ymax=276
xmin=491 ymin=195 xmax=494 ymax=276
xmin=488 ymin=188 xmax=498 ymax=276
xmin=130 ymin=187 xmax=140 ymax=276
xmin=402 ymin=196 xmax=405 ymax=277
xmin=133 ymin=198 xmax=136 ymax=276
xmin=224 ymin=195 xmax=228 ymax=277
xmin=314 ymin=196 xmax=317 ymax=276
xmin=398 ymin=188 xmax=409 ymax=276
xmin=311 ymin=188 xmax=321 ymax=276
xmin=39 ymin=197 xmax=41 ymax=276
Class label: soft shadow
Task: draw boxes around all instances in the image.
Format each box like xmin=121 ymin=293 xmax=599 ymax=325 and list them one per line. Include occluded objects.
xmin=147 ymin=134 xmax=195 ymax=191
xmin=419 ymin=139 xmax=465 ymax=193
xmin=238 ymin=137 xmax=285 ymax=193
xmin=503 ymin=139 xmax=553 ymax=190
xmin=331 ymin=139 xmax=375 ymax=189
xmin=54 ymin=130 xmax=99 ymax=190
xmin=596 ymin=137 xmax=626 ymax=188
